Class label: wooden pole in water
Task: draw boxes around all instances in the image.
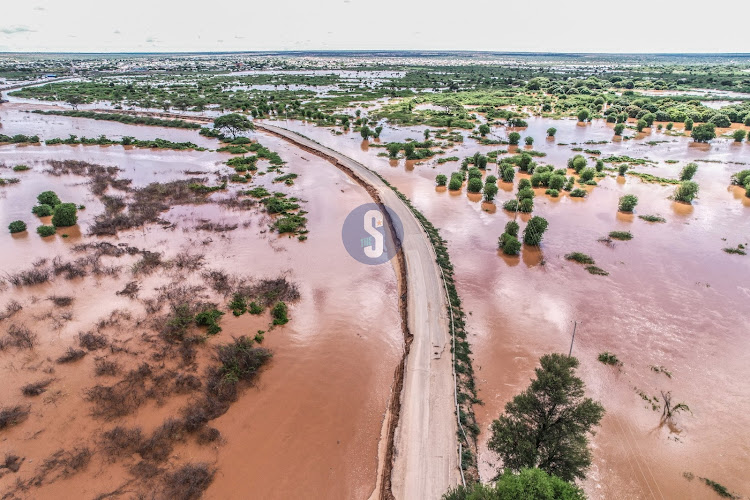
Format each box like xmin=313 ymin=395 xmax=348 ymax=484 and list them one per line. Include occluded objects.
xmin=568 ymin=321 xmax=578 ymax=357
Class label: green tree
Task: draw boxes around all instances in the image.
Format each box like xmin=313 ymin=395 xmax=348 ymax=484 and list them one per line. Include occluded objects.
xmin=508 ymin=132 xmax=521 ymax=145
xmin=570 ymin=155 xmax=587 ymax=174
xmin=501 ymin=165 xmax=515 ymax=183
xmin=618 ymin=194 xmax=638 ymax=212
xmin=579 ymin=167 xmax=596 ymax=183
xmin=666 ymin=122 xmax=673 ymax=131
xmin=479 ymin=124 xmax=491 ymax=137
xmin=576 ymin=109 xmax=590 ymax=122
xmin=467 ymin=178 xmax=483 ymax=193
xmin=546 ymin=127 xmax=557 ymax=138
xmin=614 ymin=123 xmax=625 ymax=136
xmin=37 ymin=225 xmax=56 ymax=237
xmin=549 ymin=174 xmax=565 ymax=191
xmin=436 ymin=174 xmax=447 ymax=186
xmin=708 ymin=113 xmax=731 ymax=128
xmin=51 ymin=203 xmax=77 ymax=227
xmin=65 ymin=94 xmax=84 ymax=110
xmin=522 ymin=216 xmax=548 ymax=246
xmin=484 ymin=182 xmax=499 ymax=202
xmin=525 ymin=136 xmax=534 ymax=146
xmin=691 ymin=123 xmax=716 ymax=143
xmin=424 ymin=129 xmax=431 ymax=140
xmin=618 ymin=164 xmax=628 ymax=176
xmin=8 ymin=220 xmax=27 ymax=233
xmin=360 ymin=126 xmax=372 ymax=140
xmin=374 ymin=126 xmax=383 ymax=139
xmin=488 ymin=354 xmax=604 ymax=482
xmin=674 ymin=181 xmax=699 ymax=203
xmin=387 ymin=142 xmax=401 ymax=158
xmin=213 ymin=113 xmax=254 ymax=139
xmin=448 ymin=176 xmax=463 ymax=191
xmin=37 ymin=191 xmax=61 ymax=207
xmin=504 ymin=220 xmax=519 ymax=237
xmin=679 ymin=163 xmax=698 ymax=181
xmin=732 ymin=129 xmax=746 ymax=143
xmin=404 ymin=143 xmax=416 ymax=159
xmin=442 ymin=468 xmax=585 ymax=500
xmin=636 ymin=119 xmax=647 ymax=132
xmin=684 ymin=118 xmax=694 ymax=131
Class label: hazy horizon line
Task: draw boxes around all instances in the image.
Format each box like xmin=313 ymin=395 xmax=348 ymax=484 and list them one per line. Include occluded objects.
xmin=1 ymin=50 xmax=749 ymax=57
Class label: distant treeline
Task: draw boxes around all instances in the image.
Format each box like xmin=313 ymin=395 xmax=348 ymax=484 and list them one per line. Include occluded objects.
xmin=32 ymin=110 xmax=202 ymax=129
xmin=0 ymin=134 xmax=40 ymax=144
xmin=45 ymin=134 xmax=204 ymax=150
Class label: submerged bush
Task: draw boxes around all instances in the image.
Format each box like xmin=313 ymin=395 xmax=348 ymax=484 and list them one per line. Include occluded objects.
xmin=52 ymin=203 xmax=78 ymax=227
xmin=436 ymin=174 xmax=447 ymax=186
xmin=37 ymin=225 xmax=56 ymax=237
xmin=673 ymin=181 xmax=699 ymax=203
xmin=565 ymin=252 xmax=595 ymax=264
xmin=37 ymin=191 xmax=61 ymax=207
xmin=569 ymin=188 xmax=587 ymax=198
xmin=598 ymin=352 xmax=622 ymax=366
xmin=679 ymin=163 xmax=698 ymax=181
xmin=271 ymin=301 xmax=289 ymax=325
xmin=32 ymin=204 xmax=54 ymax=217
xmin=8 ymin=220 xmax=27 ymax=233
xmin=499 ymin=233 xmax=521 ymax=256
xmin=609 ymin=231 xmax=633 ymax=240
xmin=504 ymin=220 xmax=519 ymax=237
xmin=523 ymin=216 xmax=548 ymax=246
xmin=467 ymin=178 xmax=483 ymax=193
xmin=618 ymin=194 xmax=638 ymax=212
xmin=639 ymin=214 xmax=666 ymax=223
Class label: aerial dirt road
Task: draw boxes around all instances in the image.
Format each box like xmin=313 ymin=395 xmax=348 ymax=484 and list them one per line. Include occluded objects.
xmin=257 ymin=123 xmax=460 ymax=499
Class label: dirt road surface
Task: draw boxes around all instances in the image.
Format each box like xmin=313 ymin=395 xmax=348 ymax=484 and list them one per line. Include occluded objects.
xmin=257 ymin=123 xmax=460 ymax=500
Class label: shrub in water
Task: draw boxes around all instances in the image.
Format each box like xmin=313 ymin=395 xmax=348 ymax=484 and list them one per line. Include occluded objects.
xmin=37 ymin=225 xmax=56 ymax=237
xmin=679 ymin=163 xmax=698 ymax=181
xmin=467 ymin=178 xmax=483 ymax=193
xmin=52 ymin=203 xmax=78 ymax=227
xmin=674 ymin=181 xmax=699 ymax=203
xmin=271 ymin=302 xmax=289 ymax=325
xmin=523 ymin=216 xmax=548 ymax=246
xmin=32 ymin=204 xmax=54 ymax=217
xmin=37 ymin=191 xmax=61 ymax=207
xmin=8 ymin=220 xmax=27 ymax=233
xmin=618 ymin=194 xmax=638 ymax=212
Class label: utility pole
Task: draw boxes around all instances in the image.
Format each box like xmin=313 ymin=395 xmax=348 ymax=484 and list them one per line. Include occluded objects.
xmin=568 ymin=321 xmax=578 ymax=357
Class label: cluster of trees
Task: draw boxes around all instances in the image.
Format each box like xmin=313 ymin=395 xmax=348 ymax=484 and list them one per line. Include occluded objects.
xmin=691 ymin=123 xmax=716 ymax=143
xmin=731 ymin=170 xmax=750 ymax=198
xmin=674 ymin=181 xmax=700 ymax=203
xmin=446 ymin=354 xmax=602 ymax=499
xmin=24 ymin=190 xmax=79 ymax=236
xmin=498 ymin=216 xmax=549 ymax=255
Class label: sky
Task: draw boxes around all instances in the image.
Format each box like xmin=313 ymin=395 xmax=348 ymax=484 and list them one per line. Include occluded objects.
xmin=1 ymin=0 xmax=749 ymax=54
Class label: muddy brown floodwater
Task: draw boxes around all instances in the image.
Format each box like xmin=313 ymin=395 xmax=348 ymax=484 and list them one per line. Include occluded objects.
xmin=0 ymin=107 xmax=402 ymax=498
xmin=273 ymin=116 xmax=750 ymax=499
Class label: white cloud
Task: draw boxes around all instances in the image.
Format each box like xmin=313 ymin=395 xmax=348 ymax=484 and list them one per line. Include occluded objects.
xmin=0 ymin=0 xmax=748 ymax=53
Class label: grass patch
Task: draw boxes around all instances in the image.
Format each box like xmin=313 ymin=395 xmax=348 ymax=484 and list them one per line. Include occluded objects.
xmin=565 ymin=252 xmax=595 ymax=264
xmin=598 ymin=352 xmax=622 ymax=366
xmin=609 ymin=231 xmax=633 ymax=241
xmin=639 ymin=214 xmax=666 ymax=223
xmin=585 ymin=265 xmax=609 ymax=276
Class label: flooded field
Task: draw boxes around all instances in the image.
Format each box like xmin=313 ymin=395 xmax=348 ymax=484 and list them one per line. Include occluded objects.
xmin=0 ymin=109 xmax=402 ymax=498
xmin=271 ymin=115 xmax=750 ymax=499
